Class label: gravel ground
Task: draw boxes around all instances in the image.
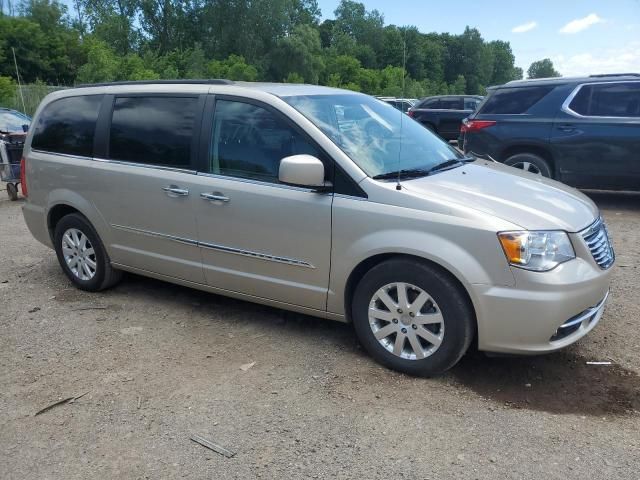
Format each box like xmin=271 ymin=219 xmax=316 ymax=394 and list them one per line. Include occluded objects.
xmin=1 ymin=188 xmax=639 ymax=479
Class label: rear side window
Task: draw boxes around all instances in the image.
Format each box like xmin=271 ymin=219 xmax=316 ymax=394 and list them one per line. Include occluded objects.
xmin=440 ymin=97 xmax=463 ymax=110
xmin=569 ymin=82 xmax=640 ymax=117
xmin=31 ymin=95 xmax=102 ymax=157
xmin=464 ymin=98 xmax=481 ymax=110
xmin=420 ymin=98 xmax=441 ymax=109
xmin=109 ymin=96 xmax=198 ymax=168
xmin=480 ymin=86 xmax=554 ymax=114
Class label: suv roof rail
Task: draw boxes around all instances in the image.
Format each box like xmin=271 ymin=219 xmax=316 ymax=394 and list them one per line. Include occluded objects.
xmin=75 ymin=79 xmax=235 ymax=88
xmin=588 ymin=73 xmax=640 ymax=78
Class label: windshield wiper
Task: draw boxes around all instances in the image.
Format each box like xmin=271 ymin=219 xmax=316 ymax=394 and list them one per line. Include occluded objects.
xmin=373 ymin=157 xmax=476 ymax=181
xmin=426 ymin=158 xmax=466 ymax=174
xmin=372 ymin=168 xmax=432 ymax=180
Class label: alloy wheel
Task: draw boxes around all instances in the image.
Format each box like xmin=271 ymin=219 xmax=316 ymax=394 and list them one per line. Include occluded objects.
xmin=368 ymin=282 xmax=445 ymax=360
xmin=512 ymin=161 xmax=542 ymax=175
xmin=61 ymin=228 xmax=97 ymax=281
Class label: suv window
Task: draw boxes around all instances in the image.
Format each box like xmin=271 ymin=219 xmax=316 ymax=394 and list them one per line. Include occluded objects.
xmin=31 ymin=95 xmax=102 ymax=157
xmin=464 ymin=98 xmax=481 ymax=111
xmin=420 ymin=98 xmax=441 ymax=109
xmin=109 ymin=96 xmax=198 ymax=168
xmin=480 ymin=86 xmax=554 ymax=114
xmin=440 ymin=97 xmax=463 ymax=110
xmin=210 ymin=99 xmax=323 ymax=184
xmin=569 ymin=82 xmax=640 ymax=117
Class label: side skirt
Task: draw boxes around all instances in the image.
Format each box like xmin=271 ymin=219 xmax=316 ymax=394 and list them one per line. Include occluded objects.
xmin=111 ymin=262 xmax=348 ymax=323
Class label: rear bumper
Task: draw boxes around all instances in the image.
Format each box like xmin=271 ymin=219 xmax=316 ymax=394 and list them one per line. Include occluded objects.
xmin=22 ymin=202 xmax=52 ymax=248
xmin=472 ymin=256 xmax=613 ymax=355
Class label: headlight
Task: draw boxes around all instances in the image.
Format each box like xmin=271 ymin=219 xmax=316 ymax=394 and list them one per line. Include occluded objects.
xmin=498 ymin=231 xmax=575 ymax=272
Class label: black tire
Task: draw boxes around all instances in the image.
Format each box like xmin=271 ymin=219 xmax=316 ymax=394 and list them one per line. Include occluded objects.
xmin=53 ymin=213 xmax=122 ymax=291
xmin=504 ymin=153 xmax=552 ymax=178
xmin=351 ymin=258 xmax=475 ymax=377
xmin=7 ymin=183 xmax=18 ymax=201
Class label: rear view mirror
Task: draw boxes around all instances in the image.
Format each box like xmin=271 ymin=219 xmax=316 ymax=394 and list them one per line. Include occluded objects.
xmin=279 ymin=155 xmax=326 ymax=188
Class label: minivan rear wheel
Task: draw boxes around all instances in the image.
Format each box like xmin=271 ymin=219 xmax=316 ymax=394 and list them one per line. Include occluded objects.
xmin=352 ymin=259 xmax=475 ymax=376
xmin=504 ymin=153 xmax=552 ymax=178
xmin=54 ymin=213 xmax=122 ymax=291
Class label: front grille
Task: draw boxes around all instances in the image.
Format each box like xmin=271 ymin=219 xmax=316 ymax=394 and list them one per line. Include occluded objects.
xmin=581 ymin=217 xmax=614 ymax=269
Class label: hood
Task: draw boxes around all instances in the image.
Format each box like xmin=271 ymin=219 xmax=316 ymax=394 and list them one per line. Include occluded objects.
xmin=402 ymin=161 xmax=598 ymax=232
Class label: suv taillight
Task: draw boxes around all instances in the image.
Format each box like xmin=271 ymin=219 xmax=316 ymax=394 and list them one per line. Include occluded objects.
xmin=407 ymin=110 xmax=415 ymax=118
xmin=20 ymin=156 xmax=28 ymax=197
xmin=460 ymin=119 xmax=496 ymax=133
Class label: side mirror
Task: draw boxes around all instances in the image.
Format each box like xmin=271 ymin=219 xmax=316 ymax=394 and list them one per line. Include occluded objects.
xmin=278 ymin=155 xmax=326 ymax=188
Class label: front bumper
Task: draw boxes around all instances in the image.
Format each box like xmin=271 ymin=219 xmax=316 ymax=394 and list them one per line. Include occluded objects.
xmin=472 ymin=254 xmax=613 ymax=355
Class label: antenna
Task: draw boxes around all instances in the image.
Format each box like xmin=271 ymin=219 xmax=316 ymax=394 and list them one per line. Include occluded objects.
xmin=12 ymin=47 xmax=27 ymax=114
xmin=396 ymin=36 xmax=407 ymax=191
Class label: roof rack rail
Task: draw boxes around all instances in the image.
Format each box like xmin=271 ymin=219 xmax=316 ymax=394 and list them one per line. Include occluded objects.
xmin=589 ymin=73 xmax=640 ymax=78
xmin=75 ymin=79 xmax=234 ymax=88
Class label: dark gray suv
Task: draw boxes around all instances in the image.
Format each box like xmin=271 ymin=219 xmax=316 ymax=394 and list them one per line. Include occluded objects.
xmin=460 ymin=74 xmax=640 ymax=191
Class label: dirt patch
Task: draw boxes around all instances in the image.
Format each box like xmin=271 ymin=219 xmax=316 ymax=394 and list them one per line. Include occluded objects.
xmin=452 ymin=350 xmax=640 ymax=415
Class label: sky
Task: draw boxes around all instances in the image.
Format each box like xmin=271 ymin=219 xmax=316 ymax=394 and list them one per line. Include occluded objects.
xmin=317 ymin=0 xmax=640 ymax=76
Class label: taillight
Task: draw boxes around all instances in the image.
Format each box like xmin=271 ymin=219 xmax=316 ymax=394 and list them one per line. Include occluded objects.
xmin=407 ymin=110 xmax=415 ymax=118
xmin=20 ymin=156 xmax=28 ymax=197
xmin=460 ymin=119 xmax=496 ymax=133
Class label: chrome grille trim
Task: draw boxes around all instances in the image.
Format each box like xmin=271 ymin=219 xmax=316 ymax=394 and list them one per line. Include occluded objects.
xmin=580 ymin=217 xmax=615 ymax=269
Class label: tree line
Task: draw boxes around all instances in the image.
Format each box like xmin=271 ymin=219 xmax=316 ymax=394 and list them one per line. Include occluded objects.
xmin=1 ymin=0 xmax=561 ymax=110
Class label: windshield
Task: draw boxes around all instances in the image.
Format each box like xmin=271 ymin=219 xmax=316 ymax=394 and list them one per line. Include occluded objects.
xmin=284 ymin=94 xmax=461 ymax=178
xmin=0 ymin=110 xmax=30 ymax=133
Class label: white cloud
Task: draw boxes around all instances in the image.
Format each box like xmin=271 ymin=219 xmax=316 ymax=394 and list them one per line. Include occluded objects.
xmin=512 ymin=21 xmax=538 ymax=33
xmin=552 ymin=42 xmax=640 ymax=76
xmin=559 ymin=13 xmax=604 ymax=34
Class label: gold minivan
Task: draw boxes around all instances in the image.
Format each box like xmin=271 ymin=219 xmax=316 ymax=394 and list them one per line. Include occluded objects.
xmin=21 ymin=81 xmax=614 ymax=376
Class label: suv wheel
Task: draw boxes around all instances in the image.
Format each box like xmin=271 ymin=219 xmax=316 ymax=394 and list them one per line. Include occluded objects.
xmin=352 ymin=258 xmax=475 ymax=376
xmin=54 ymin=213 xmax=122 ymax=291
xmin=504 ymin=153 xmax=552 ymax=178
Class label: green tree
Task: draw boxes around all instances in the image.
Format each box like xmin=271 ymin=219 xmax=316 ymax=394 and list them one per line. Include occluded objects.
xmin=80 ymin=0 xmax=140 ymax=55
xmin=527 ymin=58 xmax=560 ymax=79
xmin=269 ymin=24 xmax=324 ymax=83
xmin=75 ymin=37 xmax=119 ymax=83
xmin=206 ymin=55 xmax=258 ymax=81
xmin=0 ymin=76 xmax=17 ymax=105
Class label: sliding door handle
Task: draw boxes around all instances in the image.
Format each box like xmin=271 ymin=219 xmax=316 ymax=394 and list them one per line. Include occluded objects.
xmin=162 ymin=185 xmax=189 ymax=197
xmin=201 ymin=192 xmax=230 ymax=203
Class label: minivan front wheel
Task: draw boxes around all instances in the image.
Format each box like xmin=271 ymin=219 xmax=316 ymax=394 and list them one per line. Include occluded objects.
xmin=54 ymin=213 xmax=122 ymax=291
xmin=352 ymin=259 xmax=475 ymax=376
xmin=504 ymin=153 xmax=552 ymax=178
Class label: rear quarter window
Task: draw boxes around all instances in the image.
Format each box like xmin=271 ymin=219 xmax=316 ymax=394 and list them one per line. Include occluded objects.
xmin=479 ymin=86 xmax=555 ymax=114
xmin=569 ymin=82 xmax=640 ymax=117
xmin=31 ymin=95 xmax=103 ymax=157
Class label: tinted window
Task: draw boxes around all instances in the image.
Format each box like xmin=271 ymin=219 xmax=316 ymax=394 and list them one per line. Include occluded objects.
xmin=31 ymin=95 xmax=102 ymax=156
xmin=569 ymin=82 xmax=640 ymax=117
xmin=420 ymin=98 xmax=440 ymax=109
xmin=440 ymin=98 xmax=463 ymax=110
xmin=480 ymin=86 xmax=554 ymax=114
xmin=109 ymin=96 xmax=198 ymax=167
xmin=464 ymin=98 xmax=481 ymax=111
xmin=210 ymin=100 xmax=324 ymax=183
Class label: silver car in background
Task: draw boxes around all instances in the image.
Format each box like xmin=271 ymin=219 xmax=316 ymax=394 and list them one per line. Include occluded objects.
xmin=21 ymin=81 xmax=614 ymax=376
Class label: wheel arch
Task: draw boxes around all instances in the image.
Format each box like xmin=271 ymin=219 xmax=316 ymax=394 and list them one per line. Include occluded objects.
xmin=343 ymin=253 xmax=478 ymax=335
xmin=45 ymin=189 xmax=111 ymax=247
xmin=499 ymin=144 xmax=556 ymax=177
